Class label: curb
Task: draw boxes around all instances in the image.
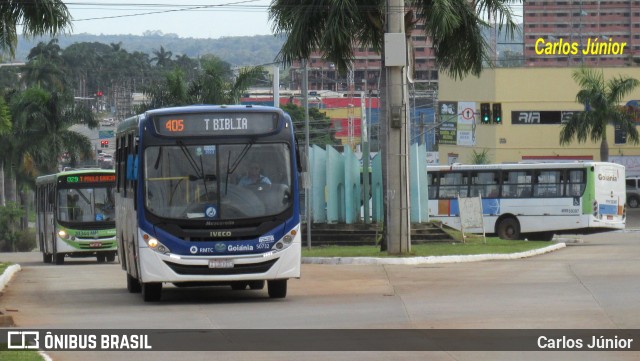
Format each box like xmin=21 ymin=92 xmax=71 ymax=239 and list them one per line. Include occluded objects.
xmin=0 ymin=264 xmax=21 ymax=327
xmin=0 ymin=264 xmax=21 ymax=292
xmin=302 ymin=243 xmax=566 ymax=265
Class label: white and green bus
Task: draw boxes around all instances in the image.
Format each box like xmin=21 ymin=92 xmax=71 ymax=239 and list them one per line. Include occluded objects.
xmin=427 ymin=162 xmax=626 ymax=240
xmin=35 ymin=169 xmax=117 ymax=264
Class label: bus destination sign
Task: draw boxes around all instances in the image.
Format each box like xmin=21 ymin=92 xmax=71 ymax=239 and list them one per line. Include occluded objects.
xmin=62 ymin=174 xmax=116 ymax=184
xmin=154 ymin=112 xmax=279 ymax=136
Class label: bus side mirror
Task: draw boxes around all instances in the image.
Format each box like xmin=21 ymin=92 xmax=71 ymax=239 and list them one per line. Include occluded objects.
xmin=296 ymin=144 xmax=308 ymax=173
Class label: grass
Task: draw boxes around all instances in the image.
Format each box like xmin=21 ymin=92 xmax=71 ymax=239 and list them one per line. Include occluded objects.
xmin=0 ymin=262 xmax=8 ymax=274
xmin=0 ymin=348 xmax=44 ymax=361
xmin=301 ymin=227 xmax=554 ymax=258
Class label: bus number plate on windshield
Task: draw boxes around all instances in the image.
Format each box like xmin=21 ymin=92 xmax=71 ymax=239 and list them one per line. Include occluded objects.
xmin=209 ymin=259 xmax=234 ymax=268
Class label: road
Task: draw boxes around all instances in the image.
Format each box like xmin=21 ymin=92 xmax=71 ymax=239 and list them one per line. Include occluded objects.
xmin=1 ymin=223 xmax=640 ymax=360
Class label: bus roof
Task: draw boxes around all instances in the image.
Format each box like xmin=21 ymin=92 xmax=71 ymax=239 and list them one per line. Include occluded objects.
xmin=426 ymin=162 xmax=624 ymax=172
xmin=117 ymin=104 xmax=286 ymax=135
xmin=35 ymin=168 xmax=115 ymax=185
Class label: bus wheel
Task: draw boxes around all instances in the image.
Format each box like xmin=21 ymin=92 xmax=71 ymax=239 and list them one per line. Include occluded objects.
xmin=268 ymin=279 xmax=287 ymax=299
xmin=249 ymin=281 xmax=265 ymax=290
xmin=497 ymin=217 xmax=520 ymax=240
xmin=142 ymin=283 xmax=162 ymax=302
xmin=231 ymin=282 xmax=248 ymax=290
xmin=42 ymin=252 xmax=52 ymax=263
xmin=127 ymin=273 xmax=141 ymax=293
xmin=106 ymin=253 xmax=116 ymax=262
xmin=629 ymin=196 xmax=640 ymax=209
xmin=54 ymin=253 xmax=65 ymax=265
xmin=96 ymin=254 xmax=106 ymax=263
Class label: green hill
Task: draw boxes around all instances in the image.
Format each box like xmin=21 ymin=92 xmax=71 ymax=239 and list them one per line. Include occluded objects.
xmin=14 ymin=33 xmax=285 ymax=67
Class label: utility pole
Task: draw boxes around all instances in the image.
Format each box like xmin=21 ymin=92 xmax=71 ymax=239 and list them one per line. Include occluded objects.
xmin=384 ymin=0 xmax=411 ymax=254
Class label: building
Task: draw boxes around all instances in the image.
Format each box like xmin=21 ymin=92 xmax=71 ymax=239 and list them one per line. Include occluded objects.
xmin=286 ymin=11 xmax=438 ymax=93
xmin=524 ymin=0 xmax=640 ymax=66
xmin=437 ymin=67 xmax=640 ymax=176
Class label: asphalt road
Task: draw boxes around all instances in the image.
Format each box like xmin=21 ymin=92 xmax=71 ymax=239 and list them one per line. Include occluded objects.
xmin=1 ymin=224 xmax=640 ymax=360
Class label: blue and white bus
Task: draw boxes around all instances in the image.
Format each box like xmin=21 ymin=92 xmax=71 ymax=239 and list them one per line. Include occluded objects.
xmin=115 ymin=105 xmax=302 ymax=301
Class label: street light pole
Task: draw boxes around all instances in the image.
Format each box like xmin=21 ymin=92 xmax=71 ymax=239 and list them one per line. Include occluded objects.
xmin=384 ymin=0 xmax=411 ymax=254
xmin=302 ymin=60 xmax=312 ymax=249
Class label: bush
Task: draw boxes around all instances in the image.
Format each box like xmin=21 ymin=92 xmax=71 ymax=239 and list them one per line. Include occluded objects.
xmin=14 ymin=229 xmax=37 ymax=252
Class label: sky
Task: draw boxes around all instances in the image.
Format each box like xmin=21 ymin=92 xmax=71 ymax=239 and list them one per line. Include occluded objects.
xmin=58 ymin=1 xmax=524 ymax=39
xmin=64 ymin=0 xmax=275 ymax=39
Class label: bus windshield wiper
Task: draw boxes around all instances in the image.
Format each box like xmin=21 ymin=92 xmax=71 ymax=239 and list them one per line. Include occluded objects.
xmin=225 ymin=141 xmax=254 ymax=194
xmin=227 ymin=141 xmax=254 ymax=176
xmin=177 ymin=140 xmax=213 ymax=202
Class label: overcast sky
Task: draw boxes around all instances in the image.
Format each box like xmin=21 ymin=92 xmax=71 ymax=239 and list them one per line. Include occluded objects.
xmin=60 ymin=1 xmax=524 ymax=39
xmin=65 ymin=0 xmax=274 ymax=39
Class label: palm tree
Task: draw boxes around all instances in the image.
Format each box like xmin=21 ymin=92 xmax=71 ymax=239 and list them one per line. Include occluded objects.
xmin=560 ymin=67 xmax=640 ymax=162
xmin=2 ymin=87 xmax=96 ymax=209
xmin=139 ymin=57 xmax=265 ymax=111
xmin=10 ymin=88 xmax=97 ymax=172
xmin=151 ymin=46 xmax=174 ymax=68
xmin=0 ymin=0 xmax=72 ymax=57
xmin=269 ymin=0 xmax=518 ymax=79
xmin=0 ymin=0 xmax=72 ymax=206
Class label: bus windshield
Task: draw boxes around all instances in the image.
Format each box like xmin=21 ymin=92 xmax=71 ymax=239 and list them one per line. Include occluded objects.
xmin=144 ymin=142 xmax=292 ymax=220
xmin=58 ymin=186 xmax=115 ymax=223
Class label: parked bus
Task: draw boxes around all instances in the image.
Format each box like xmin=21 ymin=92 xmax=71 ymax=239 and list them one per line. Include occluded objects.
xmin=35 ymin=169 xmax=117 ymax=264
xmin=115 ymin=105 xmax=302 ymax=301
xmin=426 ymin=162 xmax=626 ymax=240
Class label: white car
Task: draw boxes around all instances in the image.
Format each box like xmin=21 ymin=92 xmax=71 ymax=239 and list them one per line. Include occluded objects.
xmin=100 ymin=154 xmax=114 ymax=169
xmin=100 ymin=118 xmax=115 ymax=126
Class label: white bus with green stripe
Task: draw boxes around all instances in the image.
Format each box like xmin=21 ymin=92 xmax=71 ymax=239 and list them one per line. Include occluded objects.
xmin=35 ymin=169 xmax=117 ymax=264
xmin=426 ymin=162 xmax=626 ymax=240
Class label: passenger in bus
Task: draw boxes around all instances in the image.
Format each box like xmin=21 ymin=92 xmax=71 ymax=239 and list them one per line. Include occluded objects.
xmin=239 ymin=163 xmax=271 ymax=186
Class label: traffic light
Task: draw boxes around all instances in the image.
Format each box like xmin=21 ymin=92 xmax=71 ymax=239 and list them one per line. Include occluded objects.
xmin=492 ymin=103 xmax=502 ymax=124
xmin=96 ymin=91 xmax=103 ymax=97
xmin=100 ymin=140 xmax=109 ymax=148
xmin=480 ymin=103 xmax=491 ymax=124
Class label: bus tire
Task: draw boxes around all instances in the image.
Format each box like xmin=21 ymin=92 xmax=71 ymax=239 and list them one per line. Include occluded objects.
xmin=629 ymin=196 xmax=640 ymax=209
xmin=96 ymin=254 xmax=106 ymax=263
xmin=106 ymin=253 xmax=116 ymax=262
xmin=249 ymin=280 xmax=265 ymax=290
xmin=497 ymin=217 xmax=521 ymax=240
xmin=42 ymin=252 xmax=52 ymax=263
xmin=127 ymin=273 xmax=142 ymax=293
xmin=268 ymin=279 xmax=287 ymax=299
xmin=142 ymin=282 xmax=162 ymax=302
xmin=54 ymin=253 xmax=65 ymax=265
xmin=231 ymin=282 xmax=248 ymax=290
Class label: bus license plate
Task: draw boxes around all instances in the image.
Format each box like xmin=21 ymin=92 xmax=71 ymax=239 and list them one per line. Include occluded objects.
xmin=209 ymin=259 xmax=234 ymax=268
xmin=90 ymin=242 xmax=102 ymax=248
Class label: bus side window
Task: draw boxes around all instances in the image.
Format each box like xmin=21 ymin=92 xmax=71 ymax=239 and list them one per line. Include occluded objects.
xmin=534 ymin=170 xmax=561 ymax=197
xmin=427 ymin=172 xmax=437 ymax=199
xmin=566 ymin=170 xmax=585 ymax=196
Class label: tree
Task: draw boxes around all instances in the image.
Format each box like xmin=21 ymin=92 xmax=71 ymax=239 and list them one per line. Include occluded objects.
xmin=0 ymin=0 xmax=72 ymax=57
xmin=560 ymin=67 xmax=640 ymax=162
xmin=151 ymin=46 xmax=174 ymax=68
xmin=139 ymin=57 xmax=264 ymax=110
xmin=21 ymin=39 xmax=68 ymax=91
xmin=269 ymin=0 xmax=518 ymax=79
xmin=281 ymin=102 xmax=338 ymax=147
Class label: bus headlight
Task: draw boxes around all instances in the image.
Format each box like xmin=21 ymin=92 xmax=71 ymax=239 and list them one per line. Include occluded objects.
xmin=142 ymin=233 xmax=170 ymax=254
xmin=58 ymin=230 xmax=70 ymax=240
xmin=271 ymin=229 xmax=297 ymax=252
